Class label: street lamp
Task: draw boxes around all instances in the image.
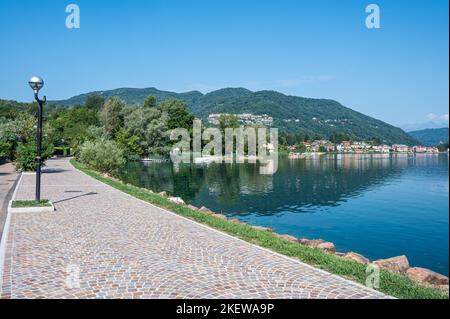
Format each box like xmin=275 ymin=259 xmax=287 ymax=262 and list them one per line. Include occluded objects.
xmin=28 ymin=76 xmax=46 ymax=202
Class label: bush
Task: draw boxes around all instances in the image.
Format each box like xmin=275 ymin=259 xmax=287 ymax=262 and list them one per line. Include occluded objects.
xmin=0 ymin=140 xmax=10 ymax=158
xmin=78 ymin=139 xmax=125 ymax=175
xmin=14 ymin=142 xmax=53 ymax=172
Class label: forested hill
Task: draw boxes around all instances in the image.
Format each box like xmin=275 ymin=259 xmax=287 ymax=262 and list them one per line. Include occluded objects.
xmin=49 ymin=87 xmax=418 ymax=145
xmin=408 ymin=128 xmax=449 ymax=146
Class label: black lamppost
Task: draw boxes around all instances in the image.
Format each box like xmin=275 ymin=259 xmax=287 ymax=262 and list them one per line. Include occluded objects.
xmin=28 ymin=76 xmax=46 ymax=202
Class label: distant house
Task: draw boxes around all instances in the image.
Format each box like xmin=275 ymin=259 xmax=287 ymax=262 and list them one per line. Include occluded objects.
xmin=392 ymin=144 xmax=410 ymax=153
xmin=413 ymin=146 xmax=427 ymax=153
xmin=336 ymin=144 xmax=344 ymax=152
xmin=426 ymin=147 xmax=439 ymax=153
xmin=372 ymin=145 xmax=391 ymax=153
xmin=350 ymin=141 xmax=371 ymax=152
xmin=341 ymin=141 xmax=351 ymax=148
xmin=380 ymin=145 xmax=391 ymax=153
xmin=326 ymin=145 xmax=336 ymax=152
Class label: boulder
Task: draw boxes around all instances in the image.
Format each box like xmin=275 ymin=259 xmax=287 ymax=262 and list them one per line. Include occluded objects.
xmin=317 ymin=242 xmax=336 ymax=254
xmin=342 ymin=252 xmax=370 ymax=265
xmin=406 ymin=267 xmax=449 ymax=286
xmin=298 ymin=239 xmax=325 ymax=247
xmin=373 ymin=255 xmax=410 ymax=274
xmin=187 ymin=205 xmax=199 ymax=211
xmin=230 ymin=219 xmax=243 ymax=224
xmin=212 ymin=213 xmax=227 ymax=221
xmin=158 ymin=191 xmax=168 ymax=197
xmin=168 ymin=197 xmax=185 ymax=205
xmin=198 ymin=206 xmax=214 ymax=215
xmin=252 ymin=226 xmax=273 ymax=232
xmin=277 ymin=234 xmax=298 ymax=243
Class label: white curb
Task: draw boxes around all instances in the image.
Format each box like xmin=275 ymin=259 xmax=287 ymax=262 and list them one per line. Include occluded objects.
xmin=7 ymin=200 xmax=55 ymax=214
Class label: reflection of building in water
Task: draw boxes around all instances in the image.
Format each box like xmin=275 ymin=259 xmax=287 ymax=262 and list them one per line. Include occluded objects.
xmin=413 ymin=153 xmax=444 ymax=167
xmin=293 ymin=154 xmax=412 ymax=171
xmin=120 ymin=154 xmax=447 ymax=217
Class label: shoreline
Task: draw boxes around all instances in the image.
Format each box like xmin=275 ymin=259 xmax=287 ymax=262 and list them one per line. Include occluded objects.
xmin=288 ymin=151 xmax=447 ymax=157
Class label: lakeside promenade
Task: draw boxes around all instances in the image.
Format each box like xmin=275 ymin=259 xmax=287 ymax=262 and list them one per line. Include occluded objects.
xmin=0 ymin=158 xmax=387 ymax=299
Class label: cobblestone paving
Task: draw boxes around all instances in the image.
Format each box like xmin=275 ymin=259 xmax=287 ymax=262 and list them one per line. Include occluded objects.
xmin=0 ymin=158 xmax=388 ymax=299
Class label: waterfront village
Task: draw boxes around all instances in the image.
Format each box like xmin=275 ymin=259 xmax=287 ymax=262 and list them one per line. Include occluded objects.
xmin=288 ymin=140 xmax=441 ymax=159
xmin=206 ymin=113 xmax=443 ymax=158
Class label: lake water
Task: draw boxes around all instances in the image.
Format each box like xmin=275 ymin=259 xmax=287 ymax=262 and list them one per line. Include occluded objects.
xmin=119 ymin=154 xmax=449 ymax=276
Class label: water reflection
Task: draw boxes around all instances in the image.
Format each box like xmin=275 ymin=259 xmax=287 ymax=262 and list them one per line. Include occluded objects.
xmin=119 ymin=154 xmax=427 ymax=216
xmin=118 ymin=154 xmax=449 ymax=275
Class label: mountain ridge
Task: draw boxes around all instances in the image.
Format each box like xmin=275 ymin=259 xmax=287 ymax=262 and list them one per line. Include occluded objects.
xmin=408 ymin=128 xmax=449 ymax=146
xmin=49 ymin=87 xmax=418 ymax=145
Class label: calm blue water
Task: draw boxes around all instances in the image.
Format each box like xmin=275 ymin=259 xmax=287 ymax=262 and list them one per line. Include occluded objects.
xmin=119 ymin=154 xmax=449 ymax=275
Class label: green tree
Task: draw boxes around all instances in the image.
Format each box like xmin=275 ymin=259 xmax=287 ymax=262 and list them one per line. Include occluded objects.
xmin=115 ymin=127 xmax=142 ymax=159
xmin=296 ymin=143 xmax=307 ymax=153
xmin=143 ymin=95 xmax=157 ymax=108
xmin=279 ymin=135 xmax=287 ymax=146
xmin=85 ymin=94 xmax=105 ymax=110
xmin=296 ymin=133 xmax=306 ymax=143
xmin=48 ymin=106 xmax=99 ymax=153
xmin=330 ymin=132 xmax=351 ymax=144
xmin=438 ymin=142 xmax=449 ymax=152
xmin=99 ymin=97 xmax=126 ymax=136
xmin=158 ymin=99 xmax=194 ymax=131
xmin=14 ymin=141 xmax=54 ymax=172
xmin=369 ymin=137 xmax=382 ymax=146
xmin=0 ymin=113 xmax=36 ymax=160
xmin=123 ymin=106 xmax=169 ymax=157
xmin=78 ymin=138 xmax=125 ymax=175
xmin=219 ymin=114 xmax=240 ymax=133
xmin=286 ymin=134 xmax=296 ymax=146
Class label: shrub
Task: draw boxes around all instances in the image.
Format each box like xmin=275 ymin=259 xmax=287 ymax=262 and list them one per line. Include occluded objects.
xmin=0 ymin=140 xmax=11 ymax=158
xmin=78 ymin=139 xmax=125 ymax=175
xmin=14 ymin=142 xmax=53 ymax=172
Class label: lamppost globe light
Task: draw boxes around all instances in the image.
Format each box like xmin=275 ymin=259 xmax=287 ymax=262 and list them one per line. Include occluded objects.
xmin=28 ymin=76 xmax=44 ymax=93
xmin=28 ymin=76 xmax=46 ymax=202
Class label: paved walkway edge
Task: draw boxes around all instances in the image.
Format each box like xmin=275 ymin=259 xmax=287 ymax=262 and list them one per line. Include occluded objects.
xmin=0 ymin=173 xmax=23 ymax=295
xmin=0 ymin=167 xmax=19 ymax=240
xmin=72 ymin=162 xmax=390 ymax=299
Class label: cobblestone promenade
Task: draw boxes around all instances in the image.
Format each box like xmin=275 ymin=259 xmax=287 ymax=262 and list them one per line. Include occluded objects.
xmin=0 ymin=158 xmax=387 ymax=299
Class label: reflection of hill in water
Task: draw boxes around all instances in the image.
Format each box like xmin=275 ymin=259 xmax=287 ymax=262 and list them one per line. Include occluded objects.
xmin=119 ymin=154 xmax=444 ymax=217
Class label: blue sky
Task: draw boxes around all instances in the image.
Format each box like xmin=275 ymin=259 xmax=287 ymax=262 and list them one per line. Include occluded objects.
xmin=0 ymin=0 xmax=448 ymax=128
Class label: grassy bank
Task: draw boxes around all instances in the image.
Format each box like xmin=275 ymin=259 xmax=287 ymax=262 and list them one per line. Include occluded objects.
xmin=71 ymin=159 xmax=448 ymax=299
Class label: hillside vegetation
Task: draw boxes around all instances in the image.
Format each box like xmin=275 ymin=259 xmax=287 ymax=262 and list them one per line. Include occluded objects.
xmin=408 ymin=128 xmax=449 ymax=146
xmin=50 ymin=87 xmax=418 ymax=145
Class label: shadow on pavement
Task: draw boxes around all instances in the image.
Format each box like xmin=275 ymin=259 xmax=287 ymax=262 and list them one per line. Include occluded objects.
xmin=53 ymin=192 xmax=98 ymax=204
